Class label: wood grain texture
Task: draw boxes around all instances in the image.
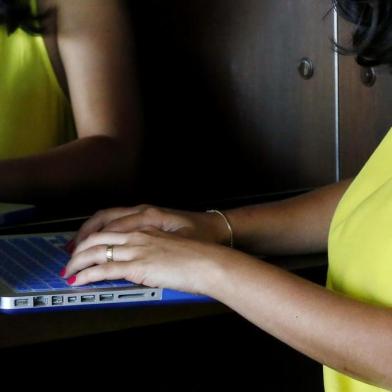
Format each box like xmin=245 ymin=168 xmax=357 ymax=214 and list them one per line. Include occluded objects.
xmin=130 ymin=0 xmax=336 ymax=204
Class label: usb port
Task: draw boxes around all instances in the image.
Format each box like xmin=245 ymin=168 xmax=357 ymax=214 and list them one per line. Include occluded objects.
xmin=14 ymin=298 xmax=29 ymax=307
xmin=99 ymin=294 xmax=114 ymax=302
xmin=81 ymin=295 xmax=95 ymax=303
xmin=33 ymin=296 xmax=47 ymax=307
xmin=51 ymin=296 xmax=63 ymax=305
xmin=67 ymin=296 xmax=77 ymax=303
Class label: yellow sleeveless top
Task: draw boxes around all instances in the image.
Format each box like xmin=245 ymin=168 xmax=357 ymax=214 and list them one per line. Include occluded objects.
xmin=0 ymin=0 xmax=75 ymax=159
xmin=325 ymin=129 xmax=392 ymax=391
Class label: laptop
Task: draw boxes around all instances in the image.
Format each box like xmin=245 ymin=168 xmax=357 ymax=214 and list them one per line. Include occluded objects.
xmin=0 ymin=232 xmax=164 ymax=313
xmin=0 ymin=231 xmax=211 ymax=313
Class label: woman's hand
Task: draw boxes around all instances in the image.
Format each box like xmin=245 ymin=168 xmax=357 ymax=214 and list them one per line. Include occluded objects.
xmin=73 ymin=205 xmax=231 ymax=248
xmin=62 ymin=212 xmax=392 ymax=389
xmin=63 ymin=228 xmax=237 ymax=294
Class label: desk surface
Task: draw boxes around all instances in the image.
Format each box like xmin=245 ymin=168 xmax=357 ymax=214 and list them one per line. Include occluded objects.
xmin=0 ymin=301 xmax=228 ymax=348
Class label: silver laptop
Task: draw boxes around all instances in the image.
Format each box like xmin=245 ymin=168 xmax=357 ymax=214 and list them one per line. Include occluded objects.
xmin=0 ymin=232 xmax=162 ymax=312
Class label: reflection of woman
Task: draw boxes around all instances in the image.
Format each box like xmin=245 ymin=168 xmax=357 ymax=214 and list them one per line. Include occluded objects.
xmin=63 ymin=0 xmax=392 ymax=390
xmin=0 ymin=0 xmax=141 ymax=203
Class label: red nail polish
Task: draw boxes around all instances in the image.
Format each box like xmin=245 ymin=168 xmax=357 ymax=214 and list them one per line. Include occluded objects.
xmin=59 ymin=268 xmax=66 ymax=277
xmin=67 ymin=275 xmax=76 ymax=285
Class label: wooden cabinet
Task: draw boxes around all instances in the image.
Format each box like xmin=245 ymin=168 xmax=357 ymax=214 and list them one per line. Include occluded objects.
xmin=128 ymin=1 xmax=392 ymax=204
xmin=130 ymin=0 xmax=337 ymax=204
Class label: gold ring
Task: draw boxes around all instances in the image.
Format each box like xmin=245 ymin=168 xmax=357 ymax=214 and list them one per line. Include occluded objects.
xmin=106 ymin=244 xmax=114 ymax=263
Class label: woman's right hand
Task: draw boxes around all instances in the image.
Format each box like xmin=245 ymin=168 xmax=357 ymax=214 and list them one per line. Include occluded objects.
xmin=73 ymin=205 xmax=232 ymax=248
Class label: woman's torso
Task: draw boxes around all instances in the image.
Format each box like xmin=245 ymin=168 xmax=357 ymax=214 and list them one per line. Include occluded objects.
xmin=325 ymin=129 xmax=392 ymax=391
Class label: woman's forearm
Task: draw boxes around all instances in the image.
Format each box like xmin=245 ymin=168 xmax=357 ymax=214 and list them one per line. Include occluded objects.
xmin=204 ymin=253 xmax=392 ymax=389
xmin=0 ymin=135 xmax=139 ymax=203
xmin=224 ymin=179 xmax=352 ymax=255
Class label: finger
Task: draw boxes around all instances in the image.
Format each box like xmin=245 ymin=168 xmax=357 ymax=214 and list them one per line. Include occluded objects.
xmin=75 ymin=208 xmax=138 ymax=244
xmin=139 ymin=226 xmax=170 ymax=238
xmin=67 ymin=262 xmax=135 ymax=286
xmin=73 ymin=232 xmax=130 ymax=255
xmin=74 ymin=230 xmax=154 ymax=256
xmin=63 ymin=243 xmax=142 ymax=278
xmin=74 ymin=205 xmax=150 ymax=244
xmin=102 ymin=208 xmax=165 ymax=233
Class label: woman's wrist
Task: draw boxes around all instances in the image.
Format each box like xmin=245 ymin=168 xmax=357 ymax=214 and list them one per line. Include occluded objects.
xmin=202 ymin=210 xmax=233 ymax=246
xmin=196 ymin=248 xmax=232 ymax=297
xmin=198 ymin=247 xmax=260 ymax=299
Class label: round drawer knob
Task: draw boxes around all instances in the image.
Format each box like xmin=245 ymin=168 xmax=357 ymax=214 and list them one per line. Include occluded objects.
xmin=360 ymin=67 xmax=376 ymax=87
xmin=298 ymin=57 xmax=314 ymax=80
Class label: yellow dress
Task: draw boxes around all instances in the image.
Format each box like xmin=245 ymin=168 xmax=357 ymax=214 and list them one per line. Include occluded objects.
xmin=325 ymin=129 xmax=392 ymax=391
xmin=0 ymin=0 xmax=75 ymax=159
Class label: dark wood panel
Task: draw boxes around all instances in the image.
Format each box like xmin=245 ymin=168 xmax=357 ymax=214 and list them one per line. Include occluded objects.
xmin=129 ymin=0 xmax=336 ymax=204
xmin=338 ymin=18 xmax=392 ymax=179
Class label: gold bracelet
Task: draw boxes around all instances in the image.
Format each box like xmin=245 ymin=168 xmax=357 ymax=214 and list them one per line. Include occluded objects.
xmin=206 ymin=209 xmax=234 ymax=248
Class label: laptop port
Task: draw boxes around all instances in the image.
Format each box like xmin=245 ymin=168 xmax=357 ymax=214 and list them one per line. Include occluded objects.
xmin=51 ymin=296 xmax=63 ymax=306
xmin=33 ymin=296 xmax=47 ymax=307
xmin=14 ymin=298 xmax=29 ymax=307
xmin=99 ymin=294 xmax=114 ymax=302
xmin=118 ymin=293 xmax=145 ymax=299
xmin=67 ymin=296 xmax=77 ymax=303
xmin=81 ymin=295 xmax=95 ymax=303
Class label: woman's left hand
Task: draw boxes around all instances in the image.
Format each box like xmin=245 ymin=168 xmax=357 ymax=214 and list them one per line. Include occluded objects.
xmin=61 ymin=229 xmax=234 ymax=294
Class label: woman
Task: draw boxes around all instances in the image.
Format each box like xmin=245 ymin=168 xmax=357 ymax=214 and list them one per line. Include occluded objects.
xmin=0 ymin=0 xmax=141 ymax=204
xmin=62 ymin=0 xmax=392 ymax=390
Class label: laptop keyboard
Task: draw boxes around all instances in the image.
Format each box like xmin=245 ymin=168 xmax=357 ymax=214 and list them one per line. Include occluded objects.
xmin=0 ymin=234 xmax=134 ymax=293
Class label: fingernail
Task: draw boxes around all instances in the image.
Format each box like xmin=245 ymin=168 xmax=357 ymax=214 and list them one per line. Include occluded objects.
xmin=67 ymin=275 xmax=76 ymax=285
xmin=59 ymin=267 xmax=66 ymax=277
